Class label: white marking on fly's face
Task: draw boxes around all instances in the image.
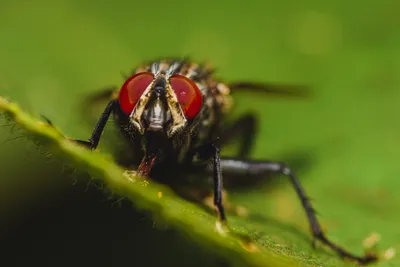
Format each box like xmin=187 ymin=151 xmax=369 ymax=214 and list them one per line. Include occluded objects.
xmin=151 ymin=100 xmax=163 ymax=122
xmin=154 ymin=101 xmax=162 ymax=114
xmin=147 ymin=98 xmax=165 ymax=130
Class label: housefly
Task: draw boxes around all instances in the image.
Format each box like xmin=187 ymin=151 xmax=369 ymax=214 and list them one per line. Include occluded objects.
xmin=72 ymin=58 xmax=376 ymax=264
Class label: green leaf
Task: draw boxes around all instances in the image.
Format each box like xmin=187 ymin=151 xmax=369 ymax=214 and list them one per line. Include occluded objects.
xmin=2 ymin=2 xmax=399 ymax=266
xmin=0 ymin=97 xmax=302 ymax=267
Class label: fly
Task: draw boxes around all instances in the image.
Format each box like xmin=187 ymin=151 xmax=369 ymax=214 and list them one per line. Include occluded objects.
xmin=71 ymin=58 xmax=376 ymax=264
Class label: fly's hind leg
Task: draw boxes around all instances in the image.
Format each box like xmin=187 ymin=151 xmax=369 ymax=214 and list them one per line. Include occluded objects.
xmin=218 ymin=158 xmax=377 ymax=265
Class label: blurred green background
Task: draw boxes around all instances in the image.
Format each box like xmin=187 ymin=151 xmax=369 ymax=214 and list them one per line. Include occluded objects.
xmin=1 ymin=0 xmax=400 ymax=266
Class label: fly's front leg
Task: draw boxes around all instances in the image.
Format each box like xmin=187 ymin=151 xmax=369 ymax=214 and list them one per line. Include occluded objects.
xmin=219 ymin=158 xmax=377 ymax=265
xmin=75 ymin=99 xmax=117 ymax=149
xmin=39 ymin=99 xmax=116 ymax=149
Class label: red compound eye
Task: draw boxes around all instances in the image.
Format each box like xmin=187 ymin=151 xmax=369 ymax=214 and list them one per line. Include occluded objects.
xmin=170 ymin=74 xmax=202 ymax=119
xmin=119 ymin=72 xmax=154 ymax=114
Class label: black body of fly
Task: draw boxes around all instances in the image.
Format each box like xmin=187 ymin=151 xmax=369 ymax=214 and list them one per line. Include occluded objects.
xmin=73 ymin=58 xmax=376 ymax=265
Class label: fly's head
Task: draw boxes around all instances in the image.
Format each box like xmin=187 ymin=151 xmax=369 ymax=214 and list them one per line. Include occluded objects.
xmin=118 ymin=71 xmax=203 ymax=136
xmin=116 ymin=63 xmax=204 ymax=171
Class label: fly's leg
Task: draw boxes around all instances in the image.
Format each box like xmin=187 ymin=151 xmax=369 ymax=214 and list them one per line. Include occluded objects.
xmin=193 ymin=141 xmax=227 ymax=222
xmin=212 ymin=143 xmax=226 ymax=222
xmin=193 ymin=115 xmax=256 ymax=217
xmin=39 ymin=94 xmax=117 ymax=150
xmin=219 ymin=114 xmax=256 ymax=158
xmin=75 ymin=99 xmax=117 ymax=149
xmin=218 ymin=158 xmax=377 ymax=265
